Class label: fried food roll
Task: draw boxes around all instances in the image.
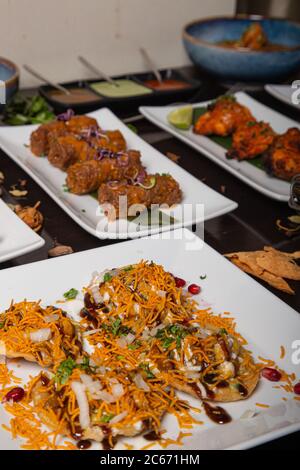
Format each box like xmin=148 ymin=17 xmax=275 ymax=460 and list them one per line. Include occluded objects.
xmin=48 ymin=135 xmax=94 ymax=170
xmin=227 ymin=121 xmax=276 ymax=160
xmin=66 ymin=150 xmax=142 ymax=195
xmin=0 ymin=301 xmax=82 ymax=368
xmin=30 ymin=120 xmax=67 ymax=156
xmin=194 ymin=95 xmax=255 ymax=137
xmin=98 ymin=174 xmax=182 ymax=219
xmin=264 ymin=127 xmax=300 ymax=181
xmin=65 ymin=115 xmax=98 ymax=134
xmin=48 ymin=130 xmax=127 ymax=171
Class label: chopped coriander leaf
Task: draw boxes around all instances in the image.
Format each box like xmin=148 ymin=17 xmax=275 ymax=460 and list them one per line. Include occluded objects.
xmin=111 ymin=318 xmax=122 ymax=336
xmin=128 ymin=341 xmax=141 ymax=350
xmin=78 ymin=356 xmax=97 ymax=373
xmin=55 ymin=357 xmax=76 ymax=385
xmin=163 ymin=337 xmax=175 ymax=349
xmin=63 ymin=288 xmax=79 ymax=300
xmin=62 ymin=184 xmax=70 ymax=193
xmin=127 ymin=123 xmax=138 ymax=134
xmin=0 ymin=322 xmax=5 ymax=329
xmin=156 ymin=324 xmax=189 ymax=350
xmin=123 ymin=265 xmax=133 ymax=272
xmin=103 ymin=273 xmax=112 ymax=282
xmin=139 ymin=363 xmax=155 ymax=379
xmin=219 ymin=328 xmax=228 ymax=335
xmin=100 ymin=413 xmax=115 ymax=423
xmin=117 ymin=355 xmax=125 ymax=360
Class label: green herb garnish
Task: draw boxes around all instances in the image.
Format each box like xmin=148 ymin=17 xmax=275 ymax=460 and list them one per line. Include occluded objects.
xmin=100 ymin=413 xmax=115 ymax=423
xmin=156 ymin=324 xmax=189 ymax=350
xmin=62 ymin=184 xmax=70 ymax=193
xmin=127 ymin=123 xmax=138 ymax=134
xmin=63 ymin=288 xmax=79 ymax=300
xmin=55 ymin=357 xmax=77 ymax=385
xmin=139 ymin=363 xmax=155 ymax=379
xmin=103 ymin=273 xmax=112 ymax=282
xmin=219 ymin=328 xmax=228 ymax=335
xmin=3 ymin=94 xmax=55 ymax=126
xmin=128 ymin=341 xmax=141 ymax=350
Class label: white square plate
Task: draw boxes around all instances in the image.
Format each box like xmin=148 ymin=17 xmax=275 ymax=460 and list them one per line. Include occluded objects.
xmin=0 ymin=228 xmax=299 ymax=450
xmin=0 ymin=198 xmax=44 ymax=263
xmin=140 ymin=92 xmax=299 ymax=201
xmin=0 ymin=109 xmax=237 ymax=240
xmin=265 ymin=84 xmax=300 ymax=110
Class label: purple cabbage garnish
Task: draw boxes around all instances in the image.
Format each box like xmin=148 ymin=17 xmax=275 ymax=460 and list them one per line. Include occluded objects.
xmin=56 ymin=109 xmax=75 ymax=122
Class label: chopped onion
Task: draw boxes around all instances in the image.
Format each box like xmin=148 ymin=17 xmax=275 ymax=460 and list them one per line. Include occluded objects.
xmin=103 ymin=291 xmax=110 ymax=302
xmin=125 ymin=333 xmax=135 ymax=345
xmin=71 ymin=381 xmax=90 ymax=429
xmin=110 ymin=411 xmax=128 ymax=425
xmin=97 ymin=390 xmax=116 ymax=403
xmin=80 ymin=374 xmax=103 ymax=396
xmin=111 ymin=383 xmax=124 ymax=399
xmin=90 ymin=285 xmax=103 ymax=305
xmin=116 ymin=338 xmax=127 ymax=349
xmin=44 ymin=314 xmax=59 ymax=323
xmin=133 ymin=303 xmax=140 ymax=314
xmin=83 ymin=328 xmax=102 ymax=337
xmin=149 ymin=324 xmax=164 ymax=337
xmin=196 ymin=382 xmax=207 ymax=399
xmin=30 ymin=328 xmax=51 ymax=343
xmin=134 ymin=373 xmax=150 ymax=392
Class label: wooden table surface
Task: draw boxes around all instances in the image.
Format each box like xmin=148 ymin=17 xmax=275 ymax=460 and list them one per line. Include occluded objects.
xmin=0 ymin=70 xmax=299 ymax=449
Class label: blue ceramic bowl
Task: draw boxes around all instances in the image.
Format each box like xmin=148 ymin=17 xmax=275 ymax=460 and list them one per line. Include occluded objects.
xmin=0 ymin=58 xmax=19 ymax=103
xmin=183 ymin=16 xmax=300 ymax=82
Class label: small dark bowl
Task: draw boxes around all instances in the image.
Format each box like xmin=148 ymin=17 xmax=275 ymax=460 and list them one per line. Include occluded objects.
xmin=183 ymin=16 xmax=300 ymax=82
xmin=0 ymin=57 xmax=19 ymax=104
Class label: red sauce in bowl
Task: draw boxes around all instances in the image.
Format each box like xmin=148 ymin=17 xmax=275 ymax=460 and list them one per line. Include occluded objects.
xmin=143 ymin=79 xmax=190 ymax=91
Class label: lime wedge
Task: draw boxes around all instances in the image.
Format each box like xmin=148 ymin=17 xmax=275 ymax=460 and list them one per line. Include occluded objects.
xmin=167 ymin=106 xmax=193 ymax=130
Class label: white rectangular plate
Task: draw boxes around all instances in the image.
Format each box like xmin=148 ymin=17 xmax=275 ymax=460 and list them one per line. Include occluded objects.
xmin=0 ymin=198 xmax=44 ymax=263
xmin=0 ymin=109 xmax=237 ymax=240
xmin=265 ymin=84 xmax=300 ymax=110
xmin=0 ymin=228 xmax=299 ymax=450
xmin=140 ymin=92 xmax=299 ymax=201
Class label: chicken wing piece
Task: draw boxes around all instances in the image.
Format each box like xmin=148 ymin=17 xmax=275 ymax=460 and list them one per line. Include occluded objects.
xmin=239 ymin=23 xmax=268 ymax=50
xmin=98 ymin=174 xmax=182 ymax=220
xmin=227 ymin=121 xmax=276 ymax=160
xmin=66 ymin=150 xmax=143 ymax=195
xmin=194 ymin=96 xmax=255 ymax=137
xmin=264 ymin=127 xmax=300 ymax=181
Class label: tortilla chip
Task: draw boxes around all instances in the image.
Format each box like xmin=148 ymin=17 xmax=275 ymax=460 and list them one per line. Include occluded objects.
xmin=225 ymin=251 xmax=264 ymax=275
xmin=226 ymin=252 xmax=295 ymax=294
xmin=264 ymin=247 xmax=300 ymax=260
xmin=257 ymin=252 xmax=300 ymax=281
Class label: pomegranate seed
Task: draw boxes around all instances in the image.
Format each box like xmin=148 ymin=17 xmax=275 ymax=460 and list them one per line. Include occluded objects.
xmin=188 ymin=284 xmax=201 ymax=295
xmin=2 ymin=387 xmax=25 ymax=403
xmin=174 ymin=277 xmax=186 ymax=288
xmin=294 ymin=382 xmax=300 ymax=395
xmin=261 ymin=367 xmax=282 ymax=382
